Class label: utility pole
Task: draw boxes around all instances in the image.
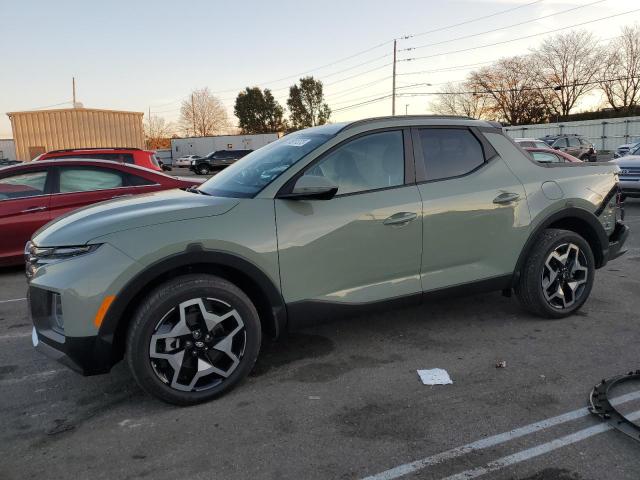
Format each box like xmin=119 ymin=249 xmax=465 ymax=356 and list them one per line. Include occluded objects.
xmin=392 ymin=39 xmax=397 ymax=116
xmin=191 ymin=93 xmax=196 ymax=136
xmin=72 ymin=77 xmax=76 ymax=107
xmin=405 ymin=104 xmax=409 ymax=115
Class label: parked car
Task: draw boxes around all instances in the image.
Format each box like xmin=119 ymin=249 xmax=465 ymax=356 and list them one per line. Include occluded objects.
xmin=540 ymin=134 xmax=597 ymax=161
xmin=514 ymin=138 xmax=550 ymax=149
xmin=174 ymin=155 xmax=201 ymax=168
xmin=190 ymin=150 xmax=253 ymax=175
xmin=0 ymin=159 xmax=22 ymax=168
xmin=157 ymin=159 xmax=172 ymax=172
xmin=0 ymin=159 xmax=201 ymax=266
xmin=27 ymin=116 xmax=627 ymax=405
xmin=612 ymin=145 xmax=640 ymax=199
xmin=524 ymin=147 xmax=582 ymax=164
xmin=613 ymin=141 xmax=640 ymax=159
xmin=36 ymin=148 xmax=163 ymax=172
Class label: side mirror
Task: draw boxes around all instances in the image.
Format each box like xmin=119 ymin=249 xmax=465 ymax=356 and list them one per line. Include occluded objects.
xmin=279 ymin=175 xmax=338 ymax=200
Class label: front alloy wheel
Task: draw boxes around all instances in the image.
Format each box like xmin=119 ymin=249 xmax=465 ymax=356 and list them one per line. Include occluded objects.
xmin=150 ymin=298 xmax=246 ymax=392
xmin=127 ymin=274 xmax=261 ymax=405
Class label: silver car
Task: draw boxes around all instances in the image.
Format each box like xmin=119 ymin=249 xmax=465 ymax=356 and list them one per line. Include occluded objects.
xmin=612 ymin=143 xmax=640 ymax=199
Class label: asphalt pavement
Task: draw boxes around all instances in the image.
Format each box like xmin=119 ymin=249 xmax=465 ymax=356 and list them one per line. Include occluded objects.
xmin=1 ymin=199 xmax=639 ymax=480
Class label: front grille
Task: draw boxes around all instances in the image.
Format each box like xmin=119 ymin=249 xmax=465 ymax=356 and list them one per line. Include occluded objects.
xmin=619 ymin=166 xmax=640 ymax=178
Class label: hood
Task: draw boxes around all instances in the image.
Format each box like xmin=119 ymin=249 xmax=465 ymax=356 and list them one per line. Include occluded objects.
xmin=33 ymin=189 xmax=239 ymax=247
xmin=612 ymin=155 xmax=640 ymax=166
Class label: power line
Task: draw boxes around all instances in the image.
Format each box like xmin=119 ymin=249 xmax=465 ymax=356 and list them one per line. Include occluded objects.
xmin=402 ymin=8 xmax=640 ymax=62
xmin=25 ymin=101 xmax=73 ymax=111
xmin=400 ymin=0 xmax=605 ymax=52
xmin=396 ymin=61 xmax=495 ymax=76
xmin=332 ymin=94 xmax=393 ymax=113
xmin=395 ymin=76 xmax=640 ymax=97
xmin=403 ymin=0 xmax=545 ymax=40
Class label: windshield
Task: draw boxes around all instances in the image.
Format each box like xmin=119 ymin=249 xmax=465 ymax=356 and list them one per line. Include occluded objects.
xmin=198 ymin=132 xmax=333 ymax=198
xmin=630 ymin=144 xmax=640 ymax=156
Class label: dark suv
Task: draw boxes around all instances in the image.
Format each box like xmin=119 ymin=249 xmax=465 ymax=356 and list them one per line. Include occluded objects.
xmin=190 ymin=150 xmax=253 ymax=175
xmin=541 ymin=134 xmax=597 ymax=162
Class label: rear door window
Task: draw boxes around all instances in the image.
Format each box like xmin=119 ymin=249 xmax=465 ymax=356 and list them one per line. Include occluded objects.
xmin=553 ymin=138 xmax=568 ymax=148
xmin=568 ymin=137 xmax=581 ymax=147
xmin=416 ymin=128 xmax=485 ymax=181
xmin=58 ymin=167 xmax=124 ymax=193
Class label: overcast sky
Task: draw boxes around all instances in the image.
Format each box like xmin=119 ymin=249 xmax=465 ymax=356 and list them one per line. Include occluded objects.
xmin=1 ymin=0 xmax=638 ymax=137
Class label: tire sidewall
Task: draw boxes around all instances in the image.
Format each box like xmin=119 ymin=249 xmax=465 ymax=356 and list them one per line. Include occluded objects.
xmin=127 ymin=275 xmax=261 ymax=405
xmin=532 ymin=232 xmax=595 ymax=318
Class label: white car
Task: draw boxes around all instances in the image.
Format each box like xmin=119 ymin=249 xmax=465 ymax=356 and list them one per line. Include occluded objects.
xmin=174 ymin=155 xmax=201 ymax=167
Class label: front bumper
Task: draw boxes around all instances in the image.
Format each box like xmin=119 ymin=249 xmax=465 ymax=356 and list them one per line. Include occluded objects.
xmin=29 ymin=286 xmax=115 ymax=375
xmin=619 ymin=179 xmax=640 ymax=197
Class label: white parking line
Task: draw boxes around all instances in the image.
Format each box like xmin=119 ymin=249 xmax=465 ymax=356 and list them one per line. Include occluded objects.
xmin=442 ymin=409 xmax=640 ymax=480
xmin=0 ymin=297 xmax=27 ymax=304
xmin=362 ymin=390 xmax=640 ymax=480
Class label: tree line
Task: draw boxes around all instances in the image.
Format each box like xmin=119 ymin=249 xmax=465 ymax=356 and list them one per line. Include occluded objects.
xmin=144 ymin=76 xmax=331 ymax=146
xmin=430 ymin=25 xmax=640 ymax=125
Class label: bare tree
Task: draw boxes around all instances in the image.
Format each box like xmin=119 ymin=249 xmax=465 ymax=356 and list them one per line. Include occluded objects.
xmin=532 ymin=31 xmax=600 ymax=117
xmin=429 ymin=81 xmax=490 ymax=119
xmin=180 ymin=88 xmax=229 ymax=136
xmin=598 ymin=24 xmax=640 ymax=113
xmin=144 ymin=115 xmax=174 ymax=149
xmin=468 ymin=56 xmax=550 ymax=125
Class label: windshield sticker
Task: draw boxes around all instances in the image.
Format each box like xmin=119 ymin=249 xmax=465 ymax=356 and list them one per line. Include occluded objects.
xmin=283 ymin=138 xmax=311 ymax=147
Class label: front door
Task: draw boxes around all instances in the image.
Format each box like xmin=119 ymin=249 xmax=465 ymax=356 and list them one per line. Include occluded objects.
xmin=275 ymin=130 xmax=423 ymax=316
xmin=412 ymin=127 xmax=530 ymax=291
xmin=0 ymin=169 xmax=52 ymax=264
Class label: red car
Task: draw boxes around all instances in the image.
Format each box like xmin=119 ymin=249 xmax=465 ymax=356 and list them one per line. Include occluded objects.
xmin=36 ymin=147 xmax=163 ymax=172
xmin=0 ymin=159 xmax=201 ymax=266
xmin=525 ymin=147 xmax=582 ymax=164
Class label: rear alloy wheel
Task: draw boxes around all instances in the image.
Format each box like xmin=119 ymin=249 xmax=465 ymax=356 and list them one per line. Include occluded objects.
xmin=516 ymin=229 xmax=595 ymax=318
xmin=127 ymin=275 xmax=261 ymax=405
xmin=197 ymin=164 xmax=211 ymax=175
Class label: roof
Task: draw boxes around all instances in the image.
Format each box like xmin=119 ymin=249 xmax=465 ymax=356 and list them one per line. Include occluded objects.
xmin=1 ymin=158 xmax=165 ymax=175
xmin=7 ymin=107 xmax=143 ymax=117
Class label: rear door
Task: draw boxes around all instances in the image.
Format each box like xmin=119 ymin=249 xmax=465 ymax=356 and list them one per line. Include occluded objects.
xmin=275 ymin=129 xmax=423 ymax=311
xmin=412 ymin=127 xmax=530 ymax=291
xmin=0 ymin=168 xmax=52 ymax=263
xmin=49 ymin=165 xmax=130 ymax=219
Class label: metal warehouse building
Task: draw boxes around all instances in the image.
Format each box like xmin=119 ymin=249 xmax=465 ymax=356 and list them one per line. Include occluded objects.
xmin=7 ymin=108 xmax=144 ymax=161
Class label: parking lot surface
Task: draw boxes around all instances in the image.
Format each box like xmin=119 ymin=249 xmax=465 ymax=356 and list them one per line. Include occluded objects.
xmin=1 ymin=200 xmax=639 ymax=480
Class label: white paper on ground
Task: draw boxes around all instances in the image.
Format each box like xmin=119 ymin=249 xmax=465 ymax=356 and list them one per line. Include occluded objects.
xmin=417 ymin=368 xmax=453 ymax=385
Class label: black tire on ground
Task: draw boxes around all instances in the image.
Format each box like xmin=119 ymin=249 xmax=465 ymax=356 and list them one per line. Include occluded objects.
xmin=580 ymin=154 xmax=590 ymax=162
xmin=197 ymin=164 xmax=211 ymax=175
xmin=126 ymin=274 xmax=261 ymax=406
xmin=515 ymin=228 xmax=595 ymax=319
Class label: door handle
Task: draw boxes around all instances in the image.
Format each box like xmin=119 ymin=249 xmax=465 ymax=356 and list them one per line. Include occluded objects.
xmin=493 ymin=192 xmax=521 ymax=204
xmin=383 ymin=212 xmax=417 ymax=226
xmin=111 ymin=194 xmax=133 ymax=199
xmin=21 ymin=206 xmax=47 ymax=213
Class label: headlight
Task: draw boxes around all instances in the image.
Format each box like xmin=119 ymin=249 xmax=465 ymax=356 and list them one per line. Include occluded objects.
xmin=25 ymin=242 xmax=101 ymax=279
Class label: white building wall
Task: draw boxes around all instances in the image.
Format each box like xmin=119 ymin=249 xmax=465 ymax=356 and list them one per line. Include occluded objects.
xmin=504 ymin=116 xmax=640 ymax=151
xmin=0 ymin=139 xmax=16 ymax=160
xmin=171 ymin=134 xmax=279 ymax=160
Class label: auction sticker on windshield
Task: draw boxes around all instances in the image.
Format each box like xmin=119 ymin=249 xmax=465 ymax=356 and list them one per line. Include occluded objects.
xmin=282 ymin=138 xmax=311 ymax=147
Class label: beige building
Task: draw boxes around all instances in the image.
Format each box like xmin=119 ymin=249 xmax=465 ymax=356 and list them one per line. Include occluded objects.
xmin=7 ymin=108 xmax=144 ymax=161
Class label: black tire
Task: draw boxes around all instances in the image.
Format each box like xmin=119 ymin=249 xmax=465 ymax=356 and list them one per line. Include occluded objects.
xmin=515 ymin=229 xmax=595 ymax=319
xmin=580 ymin=154 xmax=590 ymax=162
xmin=126 ymin=274 xmax=261 ymax=406
xmin=197 ymin=164 xmax=211 ymax=175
